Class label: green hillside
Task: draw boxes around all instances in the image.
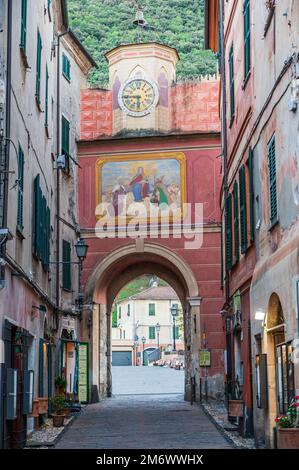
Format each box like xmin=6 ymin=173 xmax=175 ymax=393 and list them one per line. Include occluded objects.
xmin=67 ymin=0 xmax=217 ymax=86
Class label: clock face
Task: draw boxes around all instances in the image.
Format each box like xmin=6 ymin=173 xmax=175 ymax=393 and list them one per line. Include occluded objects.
xmin=118 ymin=76 xmax=159 ymax=117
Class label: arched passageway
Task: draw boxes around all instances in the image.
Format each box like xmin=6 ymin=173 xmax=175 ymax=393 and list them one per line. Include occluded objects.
xmin=85 ymin=242 xmax=201 ymax=402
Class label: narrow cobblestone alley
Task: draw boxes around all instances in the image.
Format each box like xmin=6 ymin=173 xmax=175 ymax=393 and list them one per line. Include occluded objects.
xmin=56 ymin=393 xmax=232 ymax=449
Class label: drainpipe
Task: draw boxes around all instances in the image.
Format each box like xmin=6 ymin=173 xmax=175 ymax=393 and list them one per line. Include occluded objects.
xmin=55 ymin=30 xmax=68 ymax=314
xmin=219 ymin=0 xmax=229 ymax=304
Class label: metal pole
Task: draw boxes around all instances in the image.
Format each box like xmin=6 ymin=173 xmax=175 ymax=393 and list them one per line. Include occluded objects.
xmin=173 ymin=317 xmax=176 ymax=352
xmin=157 ymin=331 xmax=159 ymax=349
xmin=142 ymin=343 xmax=144 ymax=366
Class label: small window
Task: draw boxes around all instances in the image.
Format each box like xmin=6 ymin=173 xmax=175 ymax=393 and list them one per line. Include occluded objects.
xmin=62 ymin=240 xmax=71 ymax=291
xmin=149 ymin=326 xmax=156 ymax=340
xmin=62 ymin=53 xmax=71 ymax=81
xmin=148 ymin=303 xmax=155 ymax=316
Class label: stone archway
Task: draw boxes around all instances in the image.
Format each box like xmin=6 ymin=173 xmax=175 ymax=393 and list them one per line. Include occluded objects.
xmin=85 ymin=241 xmax=200 ymax=402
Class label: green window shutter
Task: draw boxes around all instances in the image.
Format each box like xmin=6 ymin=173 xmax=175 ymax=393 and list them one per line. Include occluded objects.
xmin=149 ymin=327 xmax=156 ymax=340
xmin=61 ymin=116 xmax=70 ymax=172
xmin=229 ymin=44 xmax=235 ymax=122
xmin=149 ymin=303 xmax=155 ymax=316
xmin=45 ymin=66 xmax=49 ymax=128
xmin=41 ymin=196 xmax=47 ymax=269
xmin=62 ymin=240 xmax=71 ymax=290
xmin=62 ymin=53 xmax=71 ymax=81
xmin=248 ymin=148 xmax=255 ymax=242
xmin=243 ymin=0 xmax=251 ymax=79
xmin=35 ymin=31 xmax=42 ymax=104
xmin=17 ymin=145 xmax=24 ymax=232
xmin=45 ymin=206 xmax=50 ymax=270
xmin=239 ymin=164 xmax=248 ymax=253
xmin=233 ymin=181 xmax=239 ymax=264
xmin=20 ymin=0 xmax=27 ymax=51
xmin=225 ymin=193 xmax=233 ymax=271
xmin=34 ymin=175 xmax=41 ymax=257
xmin=268 ymin=136 xmax=278 ymax=224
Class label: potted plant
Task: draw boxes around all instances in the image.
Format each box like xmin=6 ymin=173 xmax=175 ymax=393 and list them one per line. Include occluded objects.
xmin=226 ymin=378 xmax=244 ymax=418
xmin=51 ymin=395 xmax=66 ymax=427
xmin=55 ymin=375 xmax=67 ymax=395
xmin=276 ymin=396 xmax=299 ymax=449
xmin=29 ymin=398 xmax=39 ymax=418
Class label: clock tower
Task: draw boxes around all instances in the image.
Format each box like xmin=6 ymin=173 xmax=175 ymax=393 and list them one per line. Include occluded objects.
xmin=105 ymin=42 xmax=179 ymax=136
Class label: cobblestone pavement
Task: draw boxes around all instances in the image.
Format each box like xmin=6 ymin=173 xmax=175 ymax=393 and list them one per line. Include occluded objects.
xmin=112 ymin=366 xmax=185 ymax=395
xmin=56 ymin=395 xmax=232 ymax=449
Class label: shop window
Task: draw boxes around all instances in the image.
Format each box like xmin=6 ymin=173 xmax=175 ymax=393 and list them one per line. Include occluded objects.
xmin=276 ymin=342 xmax=295 ymax=414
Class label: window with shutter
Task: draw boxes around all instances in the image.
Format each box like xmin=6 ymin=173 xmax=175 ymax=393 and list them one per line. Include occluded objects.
xmin=61 ymin=116 xmax=70 ymax=172
xmin=35 ymin=31 xmax=42 ymax=105
xmin=268 ymin=136 xmax=278 ymax=225
xmin=233 ymin=181 xmax=239 ymax=264
xmin=20 ymin=0 xmax=27 ymax=51
xmin=45 ymin=207 xmax=50 ymax=270
xmin=243 ymin=0 xmax=251 ymax=80
xmin=225 ymin=193 xmax=233 ymax=271
xmin=248 ymin=148 xmax=255 ymax=242
xmin=45 ymin=66 xmax=49 ymax=129
xmin=239 ymin=165 xmax=248 ymax=253
xmin=149 ymin=327 xmax=156 ymax=340
xmin=34 ymin=175 xmax=41 ymax=257
xmin=229 ymin=44 xmax=235 ymax=123
xmin=62 ymin=53 xmax=71 ymax=81
xmin=62 ymin=240 xmax=71 ymax=291
xmin=17 ymin=145 xmax=24 ymax=233
xmin=149 ymin=303 xmax=155 ymax=316
xmin=41 ymin=196 xmax=47 ymax=269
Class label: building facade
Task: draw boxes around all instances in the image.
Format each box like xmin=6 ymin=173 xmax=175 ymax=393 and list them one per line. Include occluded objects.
xmin=0 ymin=0 xmax=96 ymax=448
xmin=112 ymin=284 xmax=184 ymax=366
xmin=206 ymin=0 xmax=299 ymax=447
xmin=78 ymin=41 xmax=224 ymax=403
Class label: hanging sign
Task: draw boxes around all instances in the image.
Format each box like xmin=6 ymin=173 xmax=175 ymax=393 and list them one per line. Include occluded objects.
xmin=62 ymin=317 xmax=75 ymax=333
xmin=199 ymin=349 xmax=211 ymax=367
xmin=78 ymin=343 xmax=89 ymax=403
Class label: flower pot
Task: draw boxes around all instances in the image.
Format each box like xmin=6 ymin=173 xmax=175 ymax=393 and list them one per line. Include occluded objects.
xmin=29 ymin=399 xmax=39 ymax=418
xmin=52 ymin=414 xmax=65 ymax=427
xmin=228 ymin=399 xmax=244 ymax=418
xmin=277 ymin=428 xmax=299 ymax=449
xmin=37 ymin=397 xmax=48 ymax=415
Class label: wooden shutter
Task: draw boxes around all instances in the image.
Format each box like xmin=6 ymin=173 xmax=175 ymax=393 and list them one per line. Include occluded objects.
xmin=62 ymin=53 xmax=71 ymax=81
xmin=149 ymin=303 xmax=155 ymax=316
xmin=243 ymin=0 xmax=251 ymax=79
xmin=149 ymin=327 xmax=155 ymax=340
xmin=233 ymin=181 xmax=239 ymax=263
xmin=17 ymin=145 xmax=24 ymax=232
xmin=41 ymin=196 xmax=47 ymax=268
xmin=62 ymin=240 xmax=71 ymax=290
xmin=239 ymin=165 xmax=247 ymax=253
xmin=229 ymin=44 xmax=235 ymax=122
xmin=45 ymin=207 xmax=50 ymax=270
xmin=61 ymin=116 xmax=70 ymax=172
xmin=20 ymin=0 xmax=27 ymax=51
xmin=248 ymin=148 xmax=255 ymax=242
xmin=35 ymin=31 xmax=42 ymax=104
xmin=259 ymin=354 xmax=268 ymax=410
xmin=38 ymin=338 xmax=44 ymax=397
xmin=225 ymin=193 xmax=233 ymax=271
xmin=268 ymin=136 xmax=278 ymax=224
xmin=34 ymin=175 xmax=41 ymax=257
xmin=45 ymin=65 xmax=49 ymax=128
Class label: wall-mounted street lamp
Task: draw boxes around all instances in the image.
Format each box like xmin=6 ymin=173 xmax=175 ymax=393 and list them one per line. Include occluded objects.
xmin=170 ymin=304 xmax=178 ymax=352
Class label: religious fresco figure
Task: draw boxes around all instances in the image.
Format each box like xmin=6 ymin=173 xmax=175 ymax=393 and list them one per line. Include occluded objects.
xmin=151 ymin=176 xmax=170 ymax=206
xmin=112 ymin=177 xmax=126 ymax=216
xmin=129 ymin=167 xmax=150 ymax=202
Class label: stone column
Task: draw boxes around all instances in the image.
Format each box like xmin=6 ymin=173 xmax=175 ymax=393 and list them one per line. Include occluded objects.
xmin=99 ymin=304 xmax=108 ymax=399
xmin=91 ymin=304 xmax=100 ymax=403
xmin=186 ymin=297 xmax=201 ymax=402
